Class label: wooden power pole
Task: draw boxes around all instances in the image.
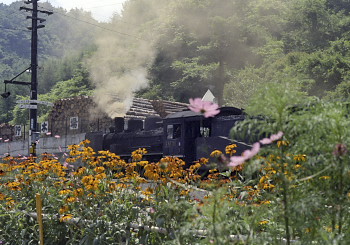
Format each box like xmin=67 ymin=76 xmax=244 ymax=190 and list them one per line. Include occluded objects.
xmin=20 ymin=0 xmax=52 ymax=156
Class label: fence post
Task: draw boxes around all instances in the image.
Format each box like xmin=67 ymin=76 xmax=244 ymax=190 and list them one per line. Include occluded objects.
xmin=36 ymin=193 xmax=44 ymax=245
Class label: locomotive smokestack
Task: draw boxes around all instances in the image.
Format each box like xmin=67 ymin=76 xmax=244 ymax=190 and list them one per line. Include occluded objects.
xmin=114 ymin=117 xmax=124 ymax=133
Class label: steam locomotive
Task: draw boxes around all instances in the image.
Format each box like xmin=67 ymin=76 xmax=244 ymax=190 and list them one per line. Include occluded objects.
xmin=86 ymin=107 xmax=250 ymax=164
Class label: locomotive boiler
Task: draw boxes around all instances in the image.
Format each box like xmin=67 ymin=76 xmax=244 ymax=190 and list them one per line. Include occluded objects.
xmin=86 ymin=106 xmax=250 ymax=164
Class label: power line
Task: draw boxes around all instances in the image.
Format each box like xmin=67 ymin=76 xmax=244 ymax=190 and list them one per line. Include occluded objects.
xmin=38 ymin=6 xmax=141 ymax=39
xmin=0 ymin=25 xmax=28 ymax=32
xmin=83 ymin=3 xmax=124 ymax=10
xmin=78 ymin=0 xmax=125 ymax=5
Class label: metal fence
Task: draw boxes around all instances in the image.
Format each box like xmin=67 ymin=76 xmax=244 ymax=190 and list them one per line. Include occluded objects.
xmin=2 ymin=117 xmax=114 ymax=143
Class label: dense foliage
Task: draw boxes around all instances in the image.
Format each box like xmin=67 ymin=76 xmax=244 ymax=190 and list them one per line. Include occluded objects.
xmin=1 ymin=0 xmax=350 ymax=124
xmin=1 ymin=90 xmax=350 ymax=243
xmin=0 ymin=1 xmax=98 ymax=123
xmin=1 ymin=1 xmax=350 ymax=244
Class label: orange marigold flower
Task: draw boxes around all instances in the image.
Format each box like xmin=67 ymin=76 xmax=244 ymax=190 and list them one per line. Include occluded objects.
xmin=277 ymin=140 xmax=289 ymax=148
xmin=180 ymin=189 xmax=190 ymax=196
xmin=73 ymin=188 xmax=84 ymax=197
xmin=95 ymin=173 xmax=107 ymax=179
xmin=94 ymin=166 xmax=105 ymax=173
xmin=6 ymin=198 xmax=15 ymax=208
xmin=210 ymin=150 xmax=222 ymax=157
xmin=7 ymin=182 xmax=21 ymax=188
xmin=114 ymin=172 xmax=124 ymax=178
xmin=60 ymin=214 xmax=73 ymax=222
xmin=259 ymin=220 xmax=269 ymax=225
xmin=59 ymin=205 xmax=69 ymax=214
xmin=132 ymin=148 xmax=148 ymax=161
xmin=73 ymin=167 xmax=86 ymax=176
xmin=59 ymin=189 xmax=72 ymax=195
xmin=225 ymin=144 xmax=237 ymax=156
xmin=66 ymin=197 xmax=77 ymax=203
xmin=293 ymin=154 xmax=307 ymax=162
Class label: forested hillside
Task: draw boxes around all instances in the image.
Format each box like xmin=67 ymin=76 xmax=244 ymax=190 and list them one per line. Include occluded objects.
xmin=0 ymin=1 xmax=98 ymax=123
xmin=1 ymin=0 xmax=350 ymax=124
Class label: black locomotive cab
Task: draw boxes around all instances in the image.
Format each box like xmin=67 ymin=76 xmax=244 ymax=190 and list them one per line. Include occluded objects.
xmin=87 ymin=106 xmax=249 ymax=164
xmin=163 ymin=107 xmax=247 ymax=164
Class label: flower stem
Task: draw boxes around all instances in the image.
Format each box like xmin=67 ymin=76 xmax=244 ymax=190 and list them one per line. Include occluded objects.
xmin=281 ymin=163 xmax=290 ymax=245
xmin=337 ymin=158 xmax=344 ymax=234
xmin=212 ymin=193 xmax=219 ymax=244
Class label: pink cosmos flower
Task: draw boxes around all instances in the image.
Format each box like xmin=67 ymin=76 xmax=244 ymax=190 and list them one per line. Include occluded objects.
xmin=270 ymin=131 xmax=283 ymax=141
xmin=243 ymin=142 xmax=260 ymax=158
xmin=259 ymin=137 xmax=273 ymax=145
xmin=228 ymin=155 xmax=247 ymax=167
xmin=189 ymin=98 xmax=220 ymax=118
xmin=228 ymin=143 xmax=261 ymax=167
xmin=260 ymin=131 xmax=284 ymax=145
xmin=54 ymin=135 xmax=60 ymax=138
xmin=4 ymin=139 xmax=9 ymax=142
xmin=59 ymin=145 xmax=63 ymax=152
xmin=46 ymin=132 xmax=51 ymax=136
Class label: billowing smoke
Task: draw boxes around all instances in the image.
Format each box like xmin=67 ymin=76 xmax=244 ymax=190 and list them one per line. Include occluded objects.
xmin=88 ymin=0 xmax=261 ymax=116
xmin=89 ymin=34 xmax=156 ymax=117
xmin=88 ymin=0 xmax=162 ymax=118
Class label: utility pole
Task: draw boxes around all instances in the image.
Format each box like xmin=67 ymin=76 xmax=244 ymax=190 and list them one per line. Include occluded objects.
xmin=19 ymin=0 xmax=52 ymax=156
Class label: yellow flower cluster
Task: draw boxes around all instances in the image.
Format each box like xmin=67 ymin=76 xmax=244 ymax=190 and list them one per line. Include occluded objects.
xmin=2 ymin=138 xmax=302 ymax=221
xmin=225 ymin=144 xmax=237 ymax=156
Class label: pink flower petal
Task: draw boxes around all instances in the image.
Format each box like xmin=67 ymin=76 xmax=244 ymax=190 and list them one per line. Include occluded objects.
xmin=260 ymin=138 xmax=273 ymax=145
xmin=188 ymin=98 xmax=220 ymax=118
xmin=228 ymin=156 xmax=247 ymax=167
xmin=54 ymin=135 xmax=60 ymax=138
xmin=242 ymin=142 xmax=260 ymax=159
xmin=270 ymin=131 xmax=283 ymax=141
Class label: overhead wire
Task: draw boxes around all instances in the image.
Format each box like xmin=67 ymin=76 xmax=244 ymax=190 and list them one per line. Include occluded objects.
xmin=0 ymin=25 xmax=28 ymax=32
xmin=78 ymin=0 xmax=123 ymax=5
xmin=83 ymin=3 xmax=124 ymax=10
xmin=37 ymin=5 xmax=141 ymax=40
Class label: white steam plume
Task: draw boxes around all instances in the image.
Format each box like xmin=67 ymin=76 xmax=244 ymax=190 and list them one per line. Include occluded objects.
xmin=89 ymin=30 xmax=156 ymax=118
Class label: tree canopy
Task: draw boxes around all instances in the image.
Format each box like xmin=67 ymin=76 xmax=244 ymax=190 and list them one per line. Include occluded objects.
xmin=1 ymin=0 xmax=350 ymax=124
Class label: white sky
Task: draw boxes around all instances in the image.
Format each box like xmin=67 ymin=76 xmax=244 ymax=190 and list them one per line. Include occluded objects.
xmin=0 ymin=0 xmax=127 ymax=22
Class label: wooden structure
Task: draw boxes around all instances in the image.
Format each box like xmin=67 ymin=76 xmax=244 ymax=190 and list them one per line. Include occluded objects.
xmin=48 ymin=96 xmax=188 ymax=136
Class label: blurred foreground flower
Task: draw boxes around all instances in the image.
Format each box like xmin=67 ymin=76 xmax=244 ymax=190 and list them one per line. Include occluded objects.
xmin=259 ymin=131 xmax=283 ymax=145
xmin=189 ymin=98 xmax=220 ymax=118
xmin=228 ymin=142 xmax=260 ymax=167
